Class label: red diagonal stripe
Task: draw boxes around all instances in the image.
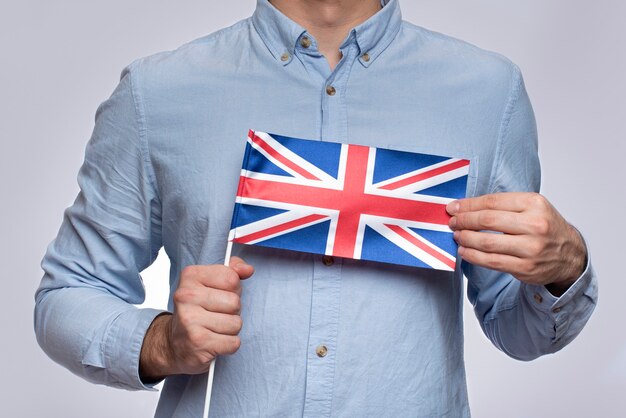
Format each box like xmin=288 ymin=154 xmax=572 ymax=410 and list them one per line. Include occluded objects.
xmin=233 ymin=214 xmax=327 ymax=244
xmin=385 ymin=224 xmax=456 ymax=270
xmin=251 ymin=134 xmax=320 ymax=180
xmin=380 ymin=159 xmax=470 ymax=191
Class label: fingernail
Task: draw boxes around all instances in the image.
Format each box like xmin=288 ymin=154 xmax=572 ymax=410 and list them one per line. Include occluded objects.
xmin=457 ymin=246 xmax=465 ymax=256
xmin=453 ymin=231 xmax=460 ymax=241
xmin=449 ymin=216 xmax=457 ymax=229
xmin=447 ymin=201 xmax=460 ymax=215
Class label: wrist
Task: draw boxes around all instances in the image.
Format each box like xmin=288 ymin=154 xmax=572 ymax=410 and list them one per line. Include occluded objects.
xmin=139 ymin=313 xmax=175 ymax=383
xmin=545 ymin=225 xmax=587 ymax=297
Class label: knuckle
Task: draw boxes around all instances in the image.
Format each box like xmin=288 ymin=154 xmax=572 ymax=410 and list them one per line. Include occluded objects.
xmin=454 ymin=230 xmax=465 ymax=244
xmin=173 ymin=287 xmax=194 ymax=305
xmin=481 ymin=235 xmax=498 ymax=252
xmin=217 ymin=291 xmax=241 ymax=314
xmin=220 ymin=336 xmax=242 ymax=355
xmin=232 ymin=316 xmax=244 ymax=333
xmin=180 ymin=265 xmax=199 ymax=281
xmin=221 ymin=270 xmax=240 ymax=290
xmin=486 ymin=254 xmax=504 ymax=271
xmin=229 ymin=337 xmax=242 ymax=353
xmin=187 ymin=329 xmax=205 ymax=348
xmin=530 ymin=217 xmax=550 ymax=235
xmin=479 ymin=212 xmax=497 ymax=229
xmin=529 ymin=193 xmax=547 ymax=208
xmin=177 ymin=310 xmax=196 ymax=329
xmin=521 ymin=259 xmax=538 ymax=275
xmin=528 ymin=240 xmax=545 ymax=257
xmin=485 ymin=194 xmax=498 ymax=210
xmin=229 ymin=294 xmax=242 ymax=313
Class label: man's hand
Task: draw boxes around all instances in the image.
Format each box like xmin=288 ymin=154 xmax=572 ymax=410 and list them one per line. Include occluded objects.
xmin=447 ymin=193 xmax=586 ymax=296
xmin=139 ymin=257 xmax=254 ymax=382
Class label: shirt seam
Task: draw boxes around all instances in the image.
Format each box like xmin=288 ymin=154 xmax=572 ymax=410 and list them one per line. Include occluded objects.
xmin=126 ymin=64 xmax=159 ymax=201
xmin=487 ymin=63 xmax=523 ymax=194
xmin=126 ymin=63 xmax=162 ymax=264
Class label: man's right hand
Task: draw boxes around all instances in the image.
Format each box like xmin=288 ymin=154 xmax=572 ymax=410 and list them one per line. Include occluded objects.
xmin=139 ymin=257 xmax=254 ymax=382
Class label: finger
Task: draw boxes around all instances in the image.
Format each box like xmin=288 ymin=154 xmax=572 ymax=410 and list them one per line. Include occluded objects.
xmin=173 ymin=286 xmax=241 ymax=314
xmin=211 ymin=334 xmax=242 ymax=356
xmin=185 ymin=326 xmax=242 ymax=357
xmin=449 ymin=210 xmax=528 ymax=234
xmin=201 ymin=312 xmax=244 ymax=336
xmin=229 ymin=256 xmax=255 ymax=280
xmin=457 ymin=246 xmax=526 ymax=275
xmin=454 ymin=230 xmax=536 ymax=258
xmin=447 ymin=193 xmax=536 ymax=215
xmin=180 ymin=265 xmax=241 ymax=292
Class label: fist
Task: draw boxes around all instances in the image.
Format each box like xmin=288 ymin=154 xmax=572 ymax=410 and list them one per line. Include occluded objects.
xmin=447 ymin=192 xmax=586 ymax=293
xmin=139 ymin=257 xmax=254 ymax=381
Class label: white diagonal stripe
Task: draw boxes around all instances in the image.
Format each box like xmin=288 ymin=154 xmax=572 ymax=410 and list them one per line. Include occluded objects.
xmin=361 ymin=214 xmax=453 ymax=233
xmin=242 ymin=170 xmax=343 ymax=190
xmin=363 ymin=187 xmax=455 ymax=205
xmin=366 ymin=219 xmax=455 ymax=271
xmin=390 ymin=165 xmax=470 ymax=194
xmin=250 ymin=132 xmax=338 ymax=183
xmin=235 ymin=196 xmax=338 ymax=217
xmin=230 ymin=210 xmax=331 ymax=244
xmin=372 ymin=158 xmax=463 ymax=189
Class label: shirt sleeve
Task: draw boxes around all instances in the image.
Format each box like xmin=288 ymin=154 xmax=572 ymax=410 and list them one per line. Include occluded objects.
xmin=463 ymin=65 xmax=598 ymax=361
xmin=34 ymin=62 xmax=166 ymax=390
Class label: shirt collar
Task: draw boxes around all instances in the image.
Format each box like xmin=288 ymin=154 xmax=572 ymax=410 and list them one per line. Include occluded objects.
xmin=251 ymin=0 xmax=402 ymax=67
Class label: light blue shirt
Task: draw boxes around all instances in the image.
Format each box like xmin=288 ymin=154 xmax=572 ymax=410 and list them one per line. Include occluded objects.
xmin=35 ymin=1 xmax=597 ymax=416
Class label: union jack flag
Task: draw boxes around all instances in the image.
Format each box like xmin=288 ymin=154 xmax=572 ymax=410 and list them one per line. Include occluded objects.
xmin=228 ymin=130 xmax=470 ymax=270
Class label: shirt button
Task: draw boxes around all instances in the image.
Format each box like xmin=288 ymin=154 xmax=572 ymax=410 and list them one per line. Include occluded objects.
xmin=326 ymin=85 xmax=336 ymax=96
xmin=300 ymin=36 xmax=312 ymax=48
xmin=316 ymin=345 xmax=328 ymax=358
xmin=361 ymin=52 xmax=370 ymax=62
xmin=280 ymin=52 xmax=290 ymax=62
xmin=533 ymin=293 xmax=543 ymax=304
xmin=552 ymin=307 xmax=562 ymax=313
xmin=322 ymin=255 xmax=334 ymax=266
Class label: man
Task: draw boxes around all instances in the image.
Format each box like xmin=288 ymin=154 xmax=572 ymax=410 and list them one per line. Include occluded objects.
xmin=35 ymin=0 xmax=597 ymax=416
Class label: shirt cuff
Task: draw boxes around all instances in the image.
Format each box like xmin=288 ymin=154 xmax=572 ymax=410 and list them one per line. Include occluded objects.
xmin=102 ymin=307 xmax=166 ymax=391
xmin=522 ymin=253 xmax=598 ymax=343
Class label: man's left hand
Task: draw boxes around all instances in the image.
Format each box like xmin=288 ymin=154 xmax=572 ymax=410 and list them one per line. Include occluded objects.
xmin=447 ymin=192 xmax=586 ymax=296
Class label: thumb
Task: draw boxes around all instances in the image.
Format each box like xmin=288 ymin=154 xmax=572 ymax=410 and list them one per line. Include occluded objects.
xmin=229 ymin=256 xmax=255 ymax=280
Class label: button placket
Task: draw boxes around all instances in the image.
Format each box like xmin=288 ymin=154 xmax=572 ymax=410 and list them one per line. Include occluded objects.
xmin=303 ymin=257 xmax=342 ymax=417
xmin=320 ymin=43 xmax=358 ymax=144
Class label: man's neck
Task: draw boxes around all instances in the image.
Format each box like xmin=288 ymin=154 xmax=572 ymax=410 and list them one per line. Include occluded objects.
xmin=269 ymin=0 xmax=382 ymax=70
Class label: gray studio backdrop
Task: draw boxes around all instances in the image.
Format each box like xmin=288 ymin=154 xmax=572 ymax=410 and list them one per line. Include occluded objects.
xmin=2 ymin=1 xmax=624 ymax=417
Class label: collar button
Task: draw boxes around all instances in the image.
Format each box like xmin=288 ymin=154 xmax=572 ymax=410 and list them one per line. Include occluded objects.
xmin=300 ymin=36 xmax=312 ymax=48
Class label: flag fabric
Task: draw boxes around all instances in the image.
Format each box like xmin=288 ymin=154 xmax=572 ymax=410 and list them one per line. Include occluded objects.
xmin=228 ymin=130 xmax=470 ymax=271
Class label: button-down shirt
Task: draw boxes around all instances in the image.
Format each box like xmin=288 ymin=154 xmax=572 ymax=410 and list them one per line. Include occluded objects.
xmin=35 ymin=1 xmax=598 ymax=417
